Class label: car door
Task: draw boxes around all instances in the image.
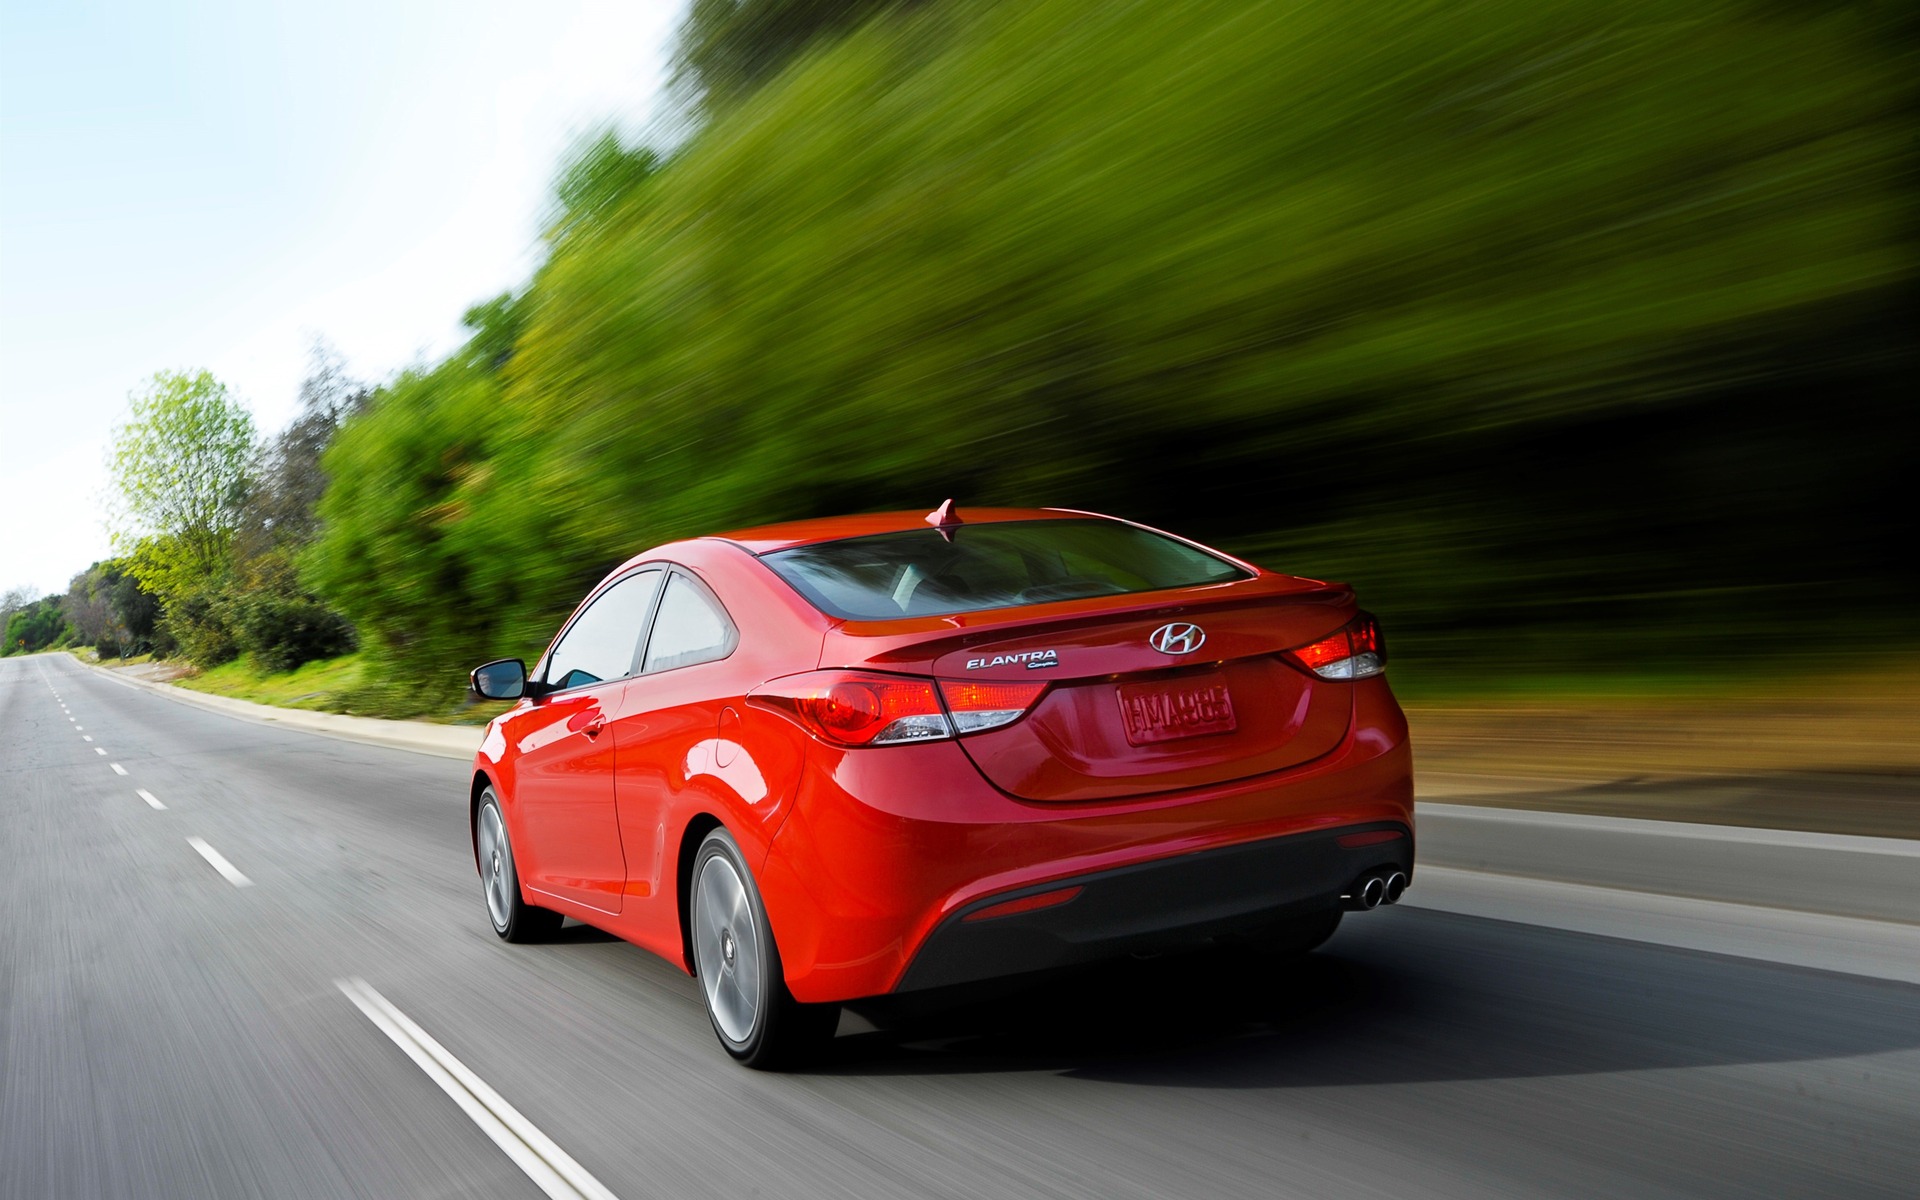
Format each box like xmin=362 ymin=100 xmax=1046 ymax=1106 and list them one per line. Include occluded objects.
xmin=608 ymin=569 xmax=740 ymax=916
xmin=512 ymin=567 xmax=664 ymax=915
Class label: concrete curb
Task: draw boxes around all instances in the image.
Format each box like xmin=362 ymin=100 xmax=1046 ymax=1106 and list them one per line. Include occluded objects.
xmin=1402 ymin=866 xmax=1920 ymax=986
xmin=77 ymin=656 xmax=483 ymax=761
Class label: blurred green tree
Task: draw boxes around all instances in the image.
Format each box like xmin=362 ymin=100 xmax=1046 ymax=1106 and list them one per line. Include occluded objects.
xmin=3 ymin=595 xmax=69 ymax=656
xmin=672 ymin=0 xmax=915 ymax=115
xmin=109 ymin=370 xmax=256 ymax=603
xmin=547 ymin=131 xmax=662 ymax=246
xmin=64 ymin=563 xmax=121 ymax=655
xmin=312 ymin=0 xmax=1915 ymax=695
xmin=236 ymin=339 xmax=367 ymax=562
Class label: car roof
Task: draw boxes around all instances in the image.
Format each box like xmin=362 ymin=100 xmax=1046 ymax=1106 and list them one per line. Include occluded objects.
xmin=705 ymin=506 xmax=1093 ymax=555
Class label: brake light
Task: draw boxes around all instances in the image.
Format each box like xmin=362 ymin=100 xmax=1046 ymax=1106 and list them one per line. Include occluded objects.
xmin=1288 ymin=612 xmax=1387 ymax=680
xmin=749 ymin=672 xmax=952 ymax=746
xmin=938 ymin=680 xmax=1047 ymax=733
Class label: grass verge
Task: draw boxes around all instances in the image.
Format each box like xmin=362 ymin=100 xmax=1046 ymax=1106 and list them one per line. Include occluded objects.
xmin=166 ymin=652 xmax=509 ymax=725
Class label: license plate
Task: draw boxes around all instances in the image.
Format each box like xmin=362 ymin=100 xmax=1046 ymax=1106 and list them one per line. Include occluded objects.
xmin=1117 ymin=676 xmax=1237 ymax=746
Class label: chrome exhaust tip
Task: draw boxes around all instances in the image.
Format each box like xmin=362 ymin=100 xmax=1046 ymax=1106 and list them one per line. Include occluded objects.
xmin=1382 ymin=871 xmax=1408 ymax=904
xmin=1359 ymin=875 xmax=1385 ymax=910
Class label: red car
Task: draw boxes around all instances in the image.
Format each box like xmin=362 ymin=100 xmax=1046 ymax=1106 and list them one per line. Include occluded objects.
xmin=468 ymin=505 xmax=1413 ymax=1067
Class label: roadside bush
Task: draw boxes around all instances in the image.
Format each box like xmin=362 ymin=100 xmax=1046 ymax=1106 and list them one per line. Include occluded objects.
xmin=228 ymin=592 xmax=357 ymax=674
xmin=162 ymin=591 xmax=238 ymax=668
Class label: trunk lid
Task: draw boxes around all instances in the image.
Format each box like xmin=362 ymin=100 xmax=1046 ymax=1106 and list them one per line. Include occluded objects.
xmin=822 ymin=577 xmax=1358 ymax=802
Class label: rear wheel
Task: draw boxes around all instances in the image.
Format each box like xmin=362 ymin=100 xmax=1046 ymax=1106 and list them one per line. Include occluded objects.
xmin=691 ymin=829 xmax=837 ymax=1069
xmin=476 ymin=788 xmax=563 ymax=943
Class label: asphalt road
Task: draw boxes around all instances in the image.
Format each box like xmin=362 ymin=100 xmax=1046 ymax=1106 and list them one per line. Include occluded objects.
xmin=4 ymin=653 xmax=1916 ymax=1199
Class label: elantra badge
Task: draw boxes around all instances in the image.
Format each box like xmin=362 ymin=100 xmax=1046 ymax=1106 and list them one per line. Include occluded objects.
xmin=1149 ymin=622 xmax=1205 ymax=655
xmin=966 ymin=649 xmax=1059 ymax=670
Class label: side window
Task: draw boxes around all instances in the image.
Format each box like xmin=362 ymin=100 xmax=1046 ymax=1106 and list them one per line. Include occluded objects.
xmin=545 ymin=569 xmax=663 ymax=691
xmin=642 ymin=572 xmax=737 ymax=674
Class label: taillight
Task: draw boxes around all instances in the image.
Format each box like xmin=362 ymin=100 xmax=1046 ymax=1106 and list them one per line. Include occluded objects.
xmin=749 ymin=672 xmax=952 ymax=746
xmin=749 ymin=672 xmax=1050 ymax=746
xmin=1287 ymin=612 xmax=1387 ymax=680
xmin=938 ymin=680 xmax=1047 ymax=733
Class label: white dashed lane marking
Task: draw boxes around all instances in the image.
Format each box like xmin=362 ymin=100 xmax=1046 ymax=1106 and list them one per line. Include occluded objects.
xmin=136 ymin=789 xmax=166 ymax=811
xmin=95 ymin=747 xmax=108 ymax=756
xmin=186 ymin=838 xmax=253 ymax=887
xmin=110 ymin=763 xmax=127 ymax=775
xmin=335 ymin=979 xmax=621 ymax=1200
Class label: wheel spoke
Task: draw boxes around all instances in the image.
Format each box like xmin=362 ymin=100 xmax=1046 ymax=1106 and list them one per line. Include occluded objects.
xmin=694 ymin=856 xmax=761 ymax=1045
xmin=733 ymin=918 xmax=761 ymax=1003
xmin=480 ymin=806 xmax=511 ymax=929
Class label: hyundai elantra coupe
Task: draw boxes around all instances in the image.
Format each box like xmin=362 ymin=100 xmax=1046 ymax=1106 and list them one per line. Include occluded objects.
xmin=468 ymin=505 xmax=1413 ymax=1067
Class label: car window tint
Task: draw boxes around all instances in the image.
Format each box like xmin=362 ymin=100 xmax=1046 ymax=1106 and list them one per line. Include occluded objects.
xmin=760 ymin=519 xmax=1248 ymax=620
xmin=643 ymin=573 xmax=735 ymax=673
xmin=546 ymin=569 xmax=662 ymax=690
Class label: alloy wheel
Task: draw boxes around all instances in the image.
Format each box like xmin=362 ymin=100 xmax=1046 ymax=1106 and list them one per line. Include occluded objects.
xmin=693 ymin=854 xmax=762 ymax=1045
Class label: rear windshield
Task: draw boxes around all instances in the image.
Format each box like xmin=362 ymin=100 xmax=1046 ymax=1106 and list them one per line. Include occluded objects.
xmin=760 ymin=518 xmax=1250 ymax=620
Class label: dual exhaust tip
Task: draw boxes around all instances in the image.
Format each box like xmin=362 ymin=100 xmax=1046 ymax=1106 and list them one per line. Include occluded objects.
xmin=1345 ymin=869 xmax=1408 ymax=911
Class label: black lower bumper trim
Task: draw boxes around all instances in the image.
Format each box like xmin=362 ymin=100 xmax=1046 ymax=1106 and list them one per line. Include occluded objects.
xmin=894 ymin=822 xmax=1414 ymax=993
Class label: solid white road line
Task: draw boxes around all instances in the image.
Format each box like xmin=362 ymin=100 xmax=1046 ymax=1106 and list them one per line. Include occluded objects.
xmin=335 ymin=978 xmax=620 ymax=1200
xmin=186 ymin=837 xmax=253 ymax=887
xmin=136 ymin=789 xmax=166 ymax=811
xmin=110 ymin=762 xmax=128 ymax=775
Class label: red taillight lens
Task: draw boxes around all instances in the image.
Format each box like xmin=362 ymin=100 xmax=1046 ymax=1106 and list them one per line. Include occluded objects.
xmin=938 ymin=680 xmax=1047 ymax=733
xmin=1348 ymin=612 xmax=1385 ymax=660
xmin=1292 ymin=628 xmax=1354 ymax=674
xmin=1287 ymin=612 xmax=1387 ymax=680
xmin=749 ymin=672 xmax=952 ymax=746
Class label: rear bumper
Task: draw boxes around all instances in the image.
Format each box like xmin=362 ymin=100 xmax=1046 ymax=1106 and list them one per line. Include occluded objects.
xmin=895 ymin=821 xmax=1411 ymax=992
xmin=759 ymin=676 xmax=1414 ymax=1003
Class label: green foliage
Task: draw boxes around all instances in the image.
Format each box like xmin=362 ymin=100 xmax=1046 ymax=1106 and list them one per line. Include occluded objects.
xmin=236 ymin=340 xmax=367 ymax=561
xmin=65 ymin=560 xmax=135 ymax=657
xmin=109 ymin=370 xmax=257 ymax=603
xmin=307 ymin=356 xmax=536 ymax=707
xmin=98 ymin=354 xmax=361 ymax=672
xmin=4 ymin=595 xmax=70 ymax=656
xmin=161 ymin=589 xmax=239 ymax=668
xmin=672 ymin=0 xmax=912 ymax=115
xmin=226 ymin=591 xmax=356 ymax=673
xmin=312 ymin=0 xmax=1914 ymax=689
xmin=106 ymin=561 xmax=162 ymax=652
xmin=547 ymin=131 xmax=662 ymax=246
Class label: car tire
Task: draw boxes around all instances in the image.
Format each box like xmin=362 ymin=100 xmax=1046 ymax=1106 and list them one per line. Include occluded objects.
xmin=691 ymin=828 xmax=838 ymax=1069
xmin=476 ymin=788 xmax=563 ymax=943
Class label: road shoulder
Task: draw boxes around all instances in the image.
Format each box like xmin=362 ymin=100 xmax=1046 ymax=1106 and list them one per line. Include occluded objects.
xmin=75 ymin=654 xmax=482 ymax=760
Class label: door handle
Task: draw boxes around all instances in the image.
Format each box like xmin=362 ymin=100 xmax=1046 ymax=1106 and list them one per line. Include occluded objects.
xmin=581 ymin=717 xmax=605 ymax=738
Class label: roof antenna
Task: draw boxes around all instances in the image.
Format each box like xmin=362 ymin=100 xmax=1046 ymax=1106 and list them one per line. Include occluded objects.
xmin=925 ymin=498 xmax=963 ymax=542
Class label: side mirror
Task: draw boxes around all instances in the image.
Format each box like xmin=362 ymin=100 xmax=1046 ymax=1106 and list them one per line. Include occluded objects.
xmin=470 ymin=658 xmax=529 ymax=701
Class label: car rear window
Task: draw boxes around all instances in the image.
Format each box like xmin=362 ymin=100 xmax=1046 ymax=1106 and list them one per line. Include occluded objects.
xmin=759 ymin=518 xmax=1250 ymax=620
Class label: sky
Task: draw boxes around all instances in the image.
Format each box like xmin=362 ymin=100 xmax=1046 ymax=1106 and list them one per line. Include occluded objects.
xmin=0 ymin=0 xmax=681 ymax=597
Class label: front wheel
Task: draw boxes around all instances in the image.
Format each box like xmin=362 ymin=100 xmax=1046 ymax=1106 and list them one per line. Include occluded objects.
xmin=476 ymin=788 xmax=563 ymax=943
xmin=691 ymin=829 xmax=837 ymax=1069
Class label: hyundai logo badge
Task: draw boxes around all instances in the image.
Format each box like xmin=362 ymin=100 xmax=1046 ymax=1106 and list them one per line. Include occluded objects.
xmin=1149 ymin=622 xmax=1206 ymax=655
